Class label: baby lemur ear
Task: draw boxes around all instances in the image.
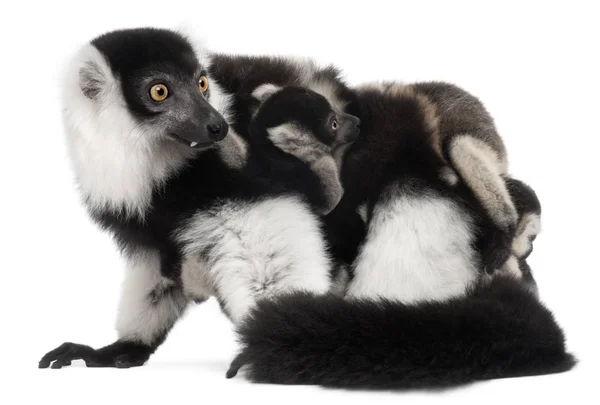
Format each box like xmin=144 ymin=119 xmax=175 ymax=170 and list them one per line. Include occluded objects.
xmin=79 ymin=61 xmax=107 ymax=100
xmin=252 ymin=83 xmax=282 ymax=103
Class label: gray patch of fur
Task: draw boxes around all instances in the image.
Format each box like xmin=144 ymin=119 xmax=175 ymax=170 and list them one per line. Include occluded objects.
xmin=449 ymin=135 xmax=518 ymax=232
xmin=410 ymin=81 xmax=508 ymax=169
xmin=79 ymin=61 xmax=106 ymax=99
xmin=267 ymin=123 xmax=342 ymax=213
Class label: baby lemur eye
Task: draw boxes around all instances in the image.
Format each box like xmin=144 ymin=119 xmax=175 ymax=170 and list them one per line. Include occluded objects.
xmin=331 ymin=119 xmax=338 ymax=130
xmin=150 ymin=84 xmax=169 ymax=101
xmin=199 ymin=76 xmax=209 ymax=93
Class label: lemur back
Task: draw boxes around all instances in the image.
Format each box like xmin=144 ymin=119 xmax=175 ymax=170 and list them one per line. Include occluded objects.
xmin=330 ymin=84 xmax=540 ymax=302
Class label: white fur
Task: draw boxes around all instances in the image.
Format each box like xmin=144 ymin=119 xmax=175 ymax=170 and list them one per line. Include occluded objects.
xmin=267 ymin=123 xmax=328 ymax=162
xmin=116 ymin=250 xmax=188 ymax=345
xmin=440 ymin=166 xmax=460 ymax=186
xmin=307 ymin=77 xmax=347 ymax=112
xmin=61 ymin=44 xmax=194 ymax=218
xmin=347 ymin=188 xmax=479 ymax=303
xmin=356 ymin=203 xmax=368 ymax=223
xmin=501 ymin=255 xmax=522 ymax=278
xmin=252 ymin=83 xmax=282 ymax=103
xmin=176 ymin=196 xmax=332 ymax=323
xmin=267 ymin=123 xmax=342 ymax=213
xmin=512 ymin=213 xmax=542 ymax=257
xmin=449 ymin=134 xmax=518 ymax=231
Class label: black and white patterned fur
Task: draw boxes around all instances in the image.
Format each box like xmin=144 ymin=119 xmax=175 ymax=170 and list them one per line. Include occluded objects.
xmin=39 ymin=27 xmax=551 ymax=378
xmin=39 ymin=28 xmax=351 ymax=369
xmin=227 ymin=85 xmax=573 ymax=387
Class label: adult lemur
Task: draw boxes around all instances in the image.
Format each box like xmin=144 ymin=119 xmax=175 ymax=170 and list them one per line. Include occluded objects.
xmin=39 ymin=28 xmax=357 ymax=369
xmin=40 ymin=28 xmax=571 ymax=388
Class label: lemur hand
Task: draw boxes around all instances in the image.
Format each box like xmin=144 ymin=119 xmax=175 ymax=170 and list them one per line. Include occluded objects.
xmin=38 ymin=340 xmax=153 ymax=369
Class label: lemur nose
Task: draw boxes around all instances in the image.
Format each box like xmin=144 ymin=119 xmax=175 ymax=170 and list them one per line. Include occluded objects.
xmin=207 ymin=121 xmax=228 ymax=141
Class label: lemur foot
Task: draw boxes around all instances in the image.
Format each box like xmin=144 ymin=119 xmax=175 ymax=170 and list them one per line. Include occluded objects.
xmin=226 ymin=352 xmax=249 ymax=379
xmin=38 ymin=341 xmax=153 ymax=369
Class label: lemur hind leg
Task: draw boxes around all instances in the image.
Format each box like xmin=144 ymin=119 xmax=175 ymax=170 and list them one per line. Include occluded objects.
xmin=448 ymin=134 xmax=519 ymax=272
xmin=176 ymin=197 xmax=332 ymax=324
xmin=448 ymin=134 xmax=518 ymax=234
xmin=39 ymin=250 xmax=188 ymax=369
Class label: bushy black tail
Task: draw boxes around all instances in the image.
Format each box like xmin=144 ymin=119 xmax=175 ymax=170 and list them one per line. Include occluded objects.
xmin=227 ymin=276 xmax=575 ymax=389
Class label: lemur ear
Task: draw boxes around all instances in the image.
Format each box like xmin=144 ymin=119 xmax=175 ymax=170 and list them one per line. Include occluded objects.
xmin=78 ymin=61 xmax=106 ymax=100
xmin=252 ymin=83 xmax=282 ymax=103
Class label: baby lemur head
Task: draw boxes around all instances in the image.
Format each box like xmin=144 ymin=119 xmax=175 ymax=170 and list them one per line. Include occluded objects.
xmin=65 ymin=28 xmax=228 ymax=150
xmin=250 ymin=84 xmax=360 ymax=164
xmin=249 ymin=84 xmax=361 ymax=214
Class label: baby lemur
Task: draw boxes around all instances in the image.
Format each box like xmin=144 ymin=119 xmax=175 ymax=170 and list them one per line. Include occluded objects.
xmin=226 ymin=82 xmax=571 ymax=387
xmin=247 ymin=83 xmax=360 ymax=215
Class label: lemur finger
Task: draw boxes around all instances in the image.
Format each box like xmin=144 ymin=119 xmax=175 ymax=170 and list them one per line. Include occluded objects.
xmin=50 ymin=354 xmax=79 ymax=369
xmin=39 ymin=342 xmax=78 ymax=368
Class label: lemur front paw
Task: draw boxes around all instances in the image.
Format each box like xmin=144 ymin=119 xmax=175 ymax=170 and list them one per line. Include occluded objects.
xmin=38 ymin=341 xmax=152 ymax=369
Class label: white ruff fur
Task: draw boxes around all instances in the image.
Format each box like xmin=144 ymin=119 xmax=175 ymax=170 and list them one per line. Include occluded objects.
xmin=62 ymin=42 xmax=239 ymax=218
xmin=61 ymin=45 xmax=194 ymax=218
xmin=176 ymin=196 xmax=332 ymax=323
xmin=116 ymin=250 xmax=187 ymax=345
xmin=347 ymin=189 xmax=479 ymax=303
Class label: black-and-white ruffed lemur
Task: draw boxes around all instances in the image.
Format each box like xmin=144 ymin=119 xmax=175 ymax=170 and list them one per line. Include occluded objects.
xmin=39 ymin=28 xmax=573 ymax=389
xmin=39 ymin=28 xmax=357 ymax=369
xmin=227 ymin=80 xmax=574 ymax=388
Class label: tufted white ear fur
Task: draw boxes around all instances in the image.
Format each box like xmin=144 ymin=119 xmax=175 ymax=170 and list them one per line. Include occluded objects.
xmin=175 ymin=23 xmax=211 ymax=67
xmin=78 ymin=60 xmax=107 ymax=99
xmin=61 ymin=43 xmax=190 ymax=218
xmin=252 ymin=83 xmax=282 ymax=103
xmin=63 ymin=43 xmax=114 ymax=103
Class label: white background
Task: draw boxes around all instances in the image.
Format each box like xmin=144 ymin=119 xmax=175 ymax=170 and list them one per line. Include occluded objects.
xmin=2 ymin=1 xmax=598 ymax=403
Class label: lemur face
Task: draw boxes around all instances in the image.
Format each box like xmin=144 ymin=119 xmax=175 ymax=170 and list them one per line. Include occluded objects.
xmin=76 ymin=28 xmax=228 ymax=148
xmin=251 ymin=84 xmax=360 ymax=160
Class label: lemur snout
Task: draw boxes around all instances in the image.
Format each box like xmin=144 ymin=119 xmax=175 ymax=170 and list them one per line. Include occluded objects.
xmin=207 ymin=120 xmax=229 ymax=141
xmin=338 ymin=113 xmax=361 ymax=143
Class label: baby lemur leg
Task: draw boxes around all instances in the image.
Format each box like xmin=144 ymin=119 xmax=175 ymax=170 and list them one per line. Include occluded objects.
xmin=39 ymin=250 xmax=188 ymax=369
xmin=495 ymin=178 xmax=542 ymax=294
xmin=448 ymin=134 xmax=518 ymax=235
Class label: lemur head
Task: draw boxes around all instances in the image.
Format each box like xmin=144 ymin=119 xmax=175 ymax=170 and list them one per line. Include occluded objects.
xmin=61 ymin=28 xmax=231 ymax=217
xmin=65 ymin=27 xmax=228 ymax=149
xmin=249 ymin=84 xmax=360 ymax=163
xmin=249 ymin=84 xmax=360 ymax=214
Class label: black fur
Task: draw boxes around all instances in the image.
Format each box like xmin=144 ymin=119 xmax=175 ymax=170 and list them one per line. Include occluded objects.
xmin=40 ymin=29 xmax=355 ymax=369
xmin=209 ymin=55 xmax=356 ymax=142
xmin=93 ymin=29 xmax=228 ymax=145
xmin=40 ymin=29 xmax=322 ymax=369
xmin=506 ymin=177 xmax=542 ymax=219
xmin=39 ymin=340 xmax=164 ymax=369
xmin=247 ymin=86 xmax=359 ymax=212
xmin=328 ymin=87 xmax=501 ymax=274
xmin=227 ymin=275 xmax=576 ymax=388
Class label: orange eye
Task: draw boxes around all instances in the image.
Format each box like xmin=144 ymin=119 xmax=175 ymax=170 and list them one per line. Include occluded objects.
xmin=199 ymin=75 xmax=209 ymax=93
xmin=150 ymin=84 xmax=168 ymax=101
